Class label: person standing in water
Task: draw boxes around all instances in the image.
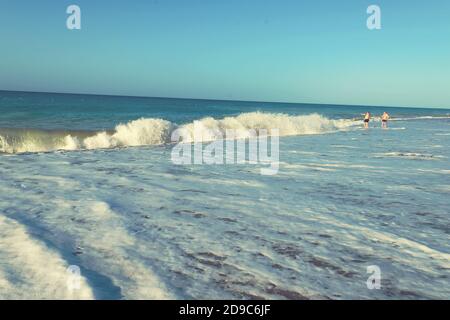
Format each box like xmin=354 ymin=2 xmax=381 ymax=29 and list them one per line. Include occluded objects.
xmin=363 ymin=112 xmax=371 ymax=128
xmin=381 ymin=111 xmax=390 ymax=128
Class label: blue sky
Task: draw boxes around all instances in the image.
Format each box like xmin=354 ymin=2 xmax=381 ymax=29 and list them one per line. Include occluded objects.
xmin=0 ymin=0 xmax=449 ymax=108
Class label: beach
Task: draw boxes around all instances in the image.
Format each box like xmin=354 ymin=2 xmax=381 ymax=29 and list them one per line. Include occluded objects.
xmin=0 ymin=91 xmax=449 ymax=299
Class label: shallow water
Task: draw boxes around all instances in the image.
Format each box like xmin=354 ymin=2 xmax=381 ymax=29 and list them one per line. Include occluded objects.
xmin=0 ymin=91 xmax=449 ymax=299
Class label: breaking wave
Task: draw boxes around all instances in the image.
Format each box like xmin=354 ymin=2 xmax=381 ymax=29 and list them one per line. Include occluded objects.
xmin=391 ymin=115 xmax=450 ymax=121
xmin=0 ymin=112 xmax=357 ymax=154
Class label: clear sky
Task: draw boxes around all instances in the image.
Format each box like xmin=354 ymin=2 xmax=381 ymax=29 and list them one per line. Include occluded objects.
xmin=0 ymin=0 xmax=449 ymax=108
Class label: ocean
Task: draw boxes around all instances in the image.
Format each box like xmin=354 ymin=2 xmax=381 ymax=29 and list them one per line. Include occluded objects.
xmin=0 ymin=90 xmax=449 ymax=299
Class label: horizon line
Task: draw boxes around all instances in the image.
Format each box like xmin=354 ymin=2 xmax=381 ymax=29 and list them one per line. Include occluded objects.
xmin=0 ymin=89 xmax=448 ymax=111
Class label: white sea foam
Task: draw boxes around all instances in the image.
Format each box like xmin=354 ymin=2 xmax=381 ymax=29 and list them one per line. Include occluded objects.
xmin=84 ymin=118 xmax=174 ymax=149
xmin=2 ymin=112 xmax=447 ymax=154
xmin=372 ymin=152 xmax=446 ymax=160
xmin=0 ymin=112 xmax=357 ymax=154
xmin=51 ymin=199 xmax=173 ymax=299
xmin=391 ymin=115 xmax=450 ymax=121
xmin=1 ymin=117 xmax=449 ymax=299
xmin=176 ymin=112 xmax=355 ymax=142
xmin=0 ymin=215 xmax=94 ymax=299
xmin=417 ymin=169 xmax=450 ymax=175
xmin=0 ymin=132 xmax=81 ymax=154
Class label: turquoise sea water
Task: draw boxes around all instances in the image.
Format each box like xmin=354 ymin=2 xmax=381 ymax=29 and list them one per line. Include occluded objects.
xmin=1 ymin=91 xmax=449 ymax=131
xmin=0 ymin=90 xmax=449 ymax=299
